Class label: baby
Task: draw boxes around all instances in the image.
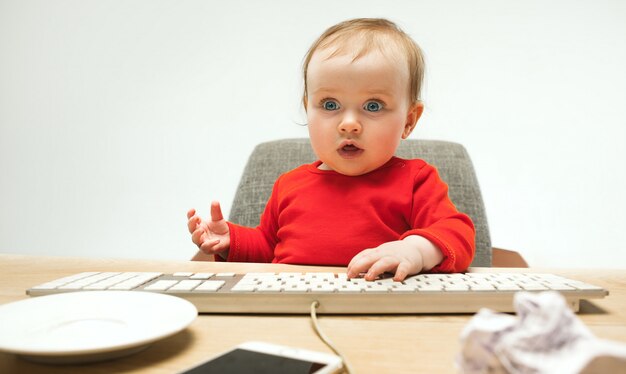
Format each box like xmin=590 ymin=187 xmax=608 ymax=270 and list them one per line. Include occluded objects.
xmin=187 ymin=18 xmax=475 ymax=281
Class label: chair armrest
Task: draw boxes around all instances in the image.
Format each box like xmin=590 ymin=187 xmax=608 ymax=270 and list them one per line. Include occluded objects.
xmin=492 ymin=247 xmax=529 ymax=268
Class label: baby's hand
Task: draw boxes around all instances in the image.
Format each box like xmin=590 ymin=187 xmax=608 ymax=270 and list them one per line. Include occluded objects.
xmin=187 ymin=201 xmax=231 ymax=258
xmin=347 ymin=236 xmax=443 ymax=282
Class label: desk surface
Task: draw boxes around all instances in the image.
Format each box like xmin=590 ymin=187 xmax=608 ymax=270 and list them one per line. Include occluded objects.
xmin=1 ymin=253 xmax=625 ymax=373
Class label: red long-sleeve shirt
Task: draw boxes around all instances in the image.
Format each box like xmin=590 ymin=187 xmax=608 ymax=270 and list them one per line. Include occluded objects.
xmin=223 ymin=157 xmax=475 ymax=273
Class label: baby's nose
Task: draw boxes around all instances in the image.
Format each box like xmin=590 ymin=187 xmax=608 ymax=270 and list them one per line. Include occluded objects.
xmin=338 ymin=114 xmax=362 ymax=133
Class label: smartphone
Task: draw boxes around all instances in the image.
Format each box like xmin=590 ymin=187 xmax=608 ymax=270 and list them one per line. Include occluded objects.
xmin=179 ymin=341 xmax=343 ymax=374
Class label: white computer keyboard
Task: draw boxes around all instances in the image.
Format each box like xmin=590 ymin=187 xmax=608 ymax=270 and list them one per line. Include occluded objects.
xmin=26 ymin=271 xmax=608 ymax=314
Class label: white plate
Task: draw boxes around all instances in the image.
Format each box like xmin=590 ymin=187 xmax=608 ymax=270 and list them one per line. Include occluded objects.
xmin=0 ymin=291 xmax=197 ymax=363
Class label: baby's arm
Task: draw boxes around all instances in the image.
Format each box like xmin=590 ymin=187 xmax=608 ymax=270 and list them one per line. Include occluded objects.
xmin=346 ymin=235 xmax=443 ymax=281
xmin=349 ymin=163 xmax=474 ymax=281
xmin=187 ymin=201 xmax=231 ymax=260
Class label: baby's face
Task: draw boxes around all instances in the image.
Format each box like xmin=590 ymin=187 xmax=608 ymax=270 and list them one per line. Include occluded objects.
xmin=306 ymin=48 xmax=420 ymax=176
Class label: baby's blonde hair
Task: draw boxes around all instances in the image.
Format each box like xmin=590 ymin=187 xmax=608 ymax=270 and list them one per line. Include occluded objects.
xmin=302 ymin=18 xmax=425 ymax=108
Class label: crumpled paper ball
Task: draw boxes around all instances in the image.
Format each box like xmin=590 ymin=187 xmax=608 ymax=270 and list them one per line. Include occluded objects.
xmin=457 ymin=291 xmax=626 ymax=373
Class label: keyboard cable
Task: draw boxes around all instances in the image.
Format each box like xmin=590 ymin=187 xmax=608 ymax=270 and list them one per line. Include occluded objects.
xmin=310 ymin=301 xmax=354 ymax=374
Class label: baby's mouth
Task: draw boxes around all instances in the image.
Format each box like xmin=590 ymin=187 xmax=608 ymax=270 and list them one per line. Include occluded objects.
xmin=337 ymin=143 xmax=364 ymax=158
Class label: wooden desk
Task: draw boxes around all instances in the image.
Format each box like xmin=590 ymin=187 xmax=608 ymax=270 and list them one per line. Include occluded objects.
xmin=1 ymin=254 xmax=625 ymax=373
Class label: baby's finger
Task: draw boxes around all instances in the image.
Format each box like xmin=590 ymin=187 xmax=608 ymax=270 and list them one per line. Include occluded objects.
xmin=347 ymin=249 xmax=379 ymax=278
xmin=210 ymin=201 xmax=224 ymax=222
xmin=363 ymin=256 xmax=400 ymax=281
xmin=200 ymin=239 xmax=221 ymax=254
xmin=191 ymin=227 xmax=206 ymax=246
xmin=187 ymin=216 xmax=200 ymax=234
xmin=187 ymin=209 xmax=196 ymax=219
xmin=393 ymin=262 xmax=411 ymax=282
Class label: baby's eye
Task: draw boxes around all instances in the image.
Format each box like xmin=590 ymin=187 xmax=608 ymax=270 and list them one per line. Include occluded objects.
xmin=322 ymin=100 xmax=340 ymax=111
xmin=364 ymin=101 xmax=383 ymax=112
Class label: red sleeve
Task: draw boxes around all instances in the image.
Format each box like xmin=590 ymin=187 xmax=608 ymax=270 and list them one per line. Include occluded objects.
xmin=219 ymin=222 xmax=273 ymax=263
xmin=216 ymin=177 xmax=282 ymax=263
xmin=399 ymin=164 xmax=475 ymax=273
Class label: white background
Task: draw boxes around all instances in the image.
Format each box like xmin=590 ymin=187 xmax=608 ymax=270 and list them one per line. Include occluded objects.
xmin=1 ymin=0 xmax=625 ymax=268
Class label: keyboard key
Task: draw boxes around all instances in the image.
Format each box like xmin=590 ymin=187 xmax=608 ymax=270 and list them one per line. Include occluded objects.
xmin=417 ymin=284 xmax=443 ymax=291
xmin=390 ymin=285 xmax=416 ymax=292
xmin=338 ymin=285 xmax=364 ymax=293
xmin=195 ymin=280 xmax=225 ymax=292
xmin=546 ymin=284 xmax=576 ymax=291
xmin=520 ymin=283 xmax=550 ymax=291
xmin=283 ymin=284 xmax=309 ymax=292
xmin=173 ymin=272 xmax=193 ymax=277
xmin=444 ymin=284 xmax=470 ymax=291
xmin=144 ymin=280 xmax=178 ymax=291
xmin=47 ymin=272 xmax=101 ymax=287
xmin=257 ymin=283 xmax=282 ymax=293
xmin=278 ymin=272 xmax=303 ymax=279
xmin=311 ymin=284 xmax=336 ymax=293
xmin=469 ymin=284 xmax=496 ymax=291
xmin=170 ymin=280 xmax=202 ymax=291
xmin=495 ymin=283 xmax=522 ymax=291
xmin=567 ymin=281 xmax=605 ymax=291
xmin=231 ymin=284 xmax=257 ymax=292
xmin=190 ymin=273 xmax=214 ymax=279
xmin=30 ymin=282 xmax=61 ymax=290
xmin=364 ymin=285 xmax=389 ymax=293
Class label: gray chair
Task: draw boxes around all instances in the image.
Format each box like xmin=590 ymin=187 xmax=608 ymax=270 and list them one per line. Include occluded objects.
xmin=194 ymin=138 xmax=526 ymax=267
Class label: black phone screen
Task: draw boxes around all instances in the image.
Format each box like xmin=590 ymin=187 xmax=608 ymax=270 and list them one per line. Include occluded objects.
xmin=181 ymin=348 xmax=328 ymax=374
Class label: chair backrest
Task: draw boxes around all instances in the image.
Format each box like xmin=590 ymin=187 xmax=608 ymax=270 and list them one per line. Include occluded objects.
xmin=229 ymin=138 xmax=492 ymax=267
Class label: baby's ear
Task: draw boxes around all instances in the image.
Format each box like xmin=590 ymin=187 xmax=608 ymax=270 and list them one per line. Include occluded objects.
xmin=402 ymin=102 xmax=424 ymax=139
